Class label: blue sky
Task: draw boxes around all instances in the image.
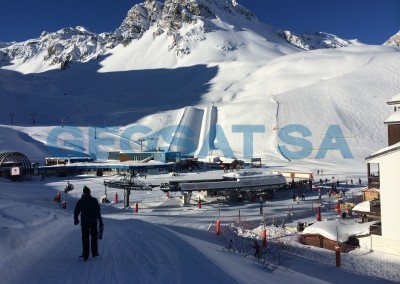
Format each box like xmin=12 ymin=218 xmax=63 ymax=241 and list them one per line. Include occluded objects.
xmin=0 ymin=0 xmax=398 ymax=44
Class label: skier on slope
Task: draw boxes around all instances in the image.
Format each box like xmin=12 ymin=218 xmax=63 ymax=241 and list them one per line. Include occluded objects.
xmin=74 ymin=185 xmax=104 ymax=261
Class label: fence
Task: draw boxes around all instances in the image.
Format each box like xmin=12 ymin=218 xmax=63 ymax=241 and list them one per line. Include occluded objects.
xmin=291 ymin=240 xmax=400 ymax=282
xmin=208 ymin=199 xmax=399 ymax=282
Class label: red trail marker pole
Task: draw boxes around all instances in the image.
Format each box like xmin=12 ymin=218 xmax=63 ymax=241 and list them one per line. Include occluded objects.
xmin=216 ymin=220 xmax=221 ymax=235
xmin=262 ymin=228 xmax=267 ymax=247
xmin=335 ymin=245 xmax=341 ymax=267
xmin=317 ymin=206 xmax=321 ymax=221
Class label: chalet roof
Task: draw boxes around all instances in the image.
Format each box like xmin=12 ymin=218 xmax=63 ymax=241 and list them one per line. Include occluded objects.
xmin=384 ymin=111 xmax=400 ymax=124
xmin=302 ymin=219 xmax=376 ymax=243
xmin=365 ymin=141 xmax=400 ymax=161
xmin=352 ymin=200 xmax=371 ymax=213
xmin=387 ymin=93 xmax=400 ymax=105
xmin=361 ymin=187 xmax=380 ymax=193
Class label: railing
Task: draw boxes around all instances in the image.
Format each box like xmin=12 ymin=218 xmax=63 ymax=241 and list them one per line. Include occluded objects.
xmin=370 ymin=199 xmax=381 ymax=214
xmin=370 ymin=222 xmax=382 ymax=236
xmin=368 ymin=176 xmax=380 ymax=189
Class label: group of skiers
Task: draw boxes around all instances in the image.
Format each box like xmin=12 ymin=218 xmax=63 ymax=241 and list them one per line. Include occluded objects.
xmin=318 ymin=177 xmax=362 ymax=187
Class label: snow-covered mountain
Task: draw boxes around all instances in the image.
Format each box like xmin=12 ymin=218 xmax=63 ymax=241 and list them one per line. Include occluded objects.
xmin=0 ymin=0 xmax=358 ymax=71
xmin=384 ymin=31 xmax=400 ymax=47
xmin=0 ymin=0 xmax=399 ymax=171
xmin=276 ymin=30 xmax=360 ymax=50
xmin=0 ymin=27 xmax=116 ymax=71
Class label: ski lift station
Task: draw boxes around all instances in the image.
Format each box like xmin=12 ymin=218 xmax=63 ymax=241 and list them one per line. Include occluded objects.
xmin=21 ymin=150 xmax=182 ymax=179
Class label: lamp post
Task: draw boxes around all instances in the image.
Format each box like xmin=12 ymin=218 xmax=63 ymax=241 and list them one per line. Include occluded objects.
xmin=137 ymin=137 xmax=158 ymax=152
xmin=138 ymin=138 xmax=145 ymax=151
xmin=61 ymin=116 xmax=69 ymax=128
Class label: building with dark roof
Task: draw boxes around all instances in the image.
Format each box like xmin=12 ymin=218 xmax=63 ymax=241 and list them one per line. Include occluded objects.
xmin=0 ymin=152 xmax=32 ymax=180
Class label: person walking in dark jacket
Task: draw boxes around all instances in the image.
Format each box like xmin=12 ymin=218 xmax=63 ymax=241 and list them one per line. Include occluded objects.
xmin=74 ymin=185 xmax=103 ymax=261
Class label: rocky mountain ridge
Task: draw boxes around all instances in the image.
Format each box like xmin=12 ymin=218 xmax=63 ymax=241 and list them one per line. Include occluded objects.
xmin=384 ymin=31 xmax=400 ymax=47
xmin=0 ymin=0 xmax=364 ymax=70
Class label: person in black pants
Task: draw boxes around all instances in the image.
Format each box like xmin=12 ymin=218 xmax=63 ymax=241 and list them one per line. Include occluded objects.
xmin=74 ymin=185 xmax=104 ymax=261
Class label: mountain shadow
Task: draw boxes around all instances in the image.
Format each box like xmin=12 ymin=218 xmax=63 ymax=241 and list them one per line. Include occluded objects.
xmin=0 ymin=56 xmax=218 ymax=126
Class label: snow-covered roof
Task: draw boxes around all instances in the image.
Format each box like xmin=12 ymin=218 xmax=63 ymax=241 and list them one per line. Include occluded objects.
xmin=384 ymin=111 xmax=400 ymax=124
xmin=352 ymin=200 xmax=371 ymax=213
xmin=302 ymin=219 xmax=375 ymax=243
xmin=387 ymin=93 xmax=400 ymax=104
xmin=219 ymin=157 xmax=237 ymax=163
xmin=62 ymin=159 xmax=167 ymax=167
xmin=197 ymin=156 xmax=220 ymax=163
xmin=365 ymin=141 xmax=400 ymax=161
xmin=361 ymin=187 xmax=380 ymax=192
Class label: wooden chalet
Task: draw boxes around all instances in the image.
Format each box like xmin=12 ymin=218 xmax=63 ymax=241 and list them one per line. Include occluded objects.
xmin=299 ymin=234 xmax=359 ymax=253
xmin=298 ymin=220 xmax=373 ymax=253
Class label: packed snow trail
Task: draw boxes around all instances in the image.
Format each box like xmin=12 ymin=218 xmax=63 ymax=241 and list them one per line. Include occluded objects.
xmin=0 ymin=179 xmax=398 ymax=284
xmin=7 ymin=206 xmax=236 ymax=284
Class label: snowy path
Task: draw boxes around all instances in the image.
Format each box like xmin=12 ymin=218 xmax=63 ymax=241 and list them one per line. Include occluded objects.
xmin=1 ymin=177 xmax=398 ymax=284
xmin=5 ymin=206 xmax=236 ymax=284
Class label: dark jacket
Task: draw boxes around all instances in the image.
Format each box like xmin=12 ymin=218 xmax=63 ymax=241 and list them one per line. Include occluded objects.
xmin=74 ymin=193 xmax=103 ymax=225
